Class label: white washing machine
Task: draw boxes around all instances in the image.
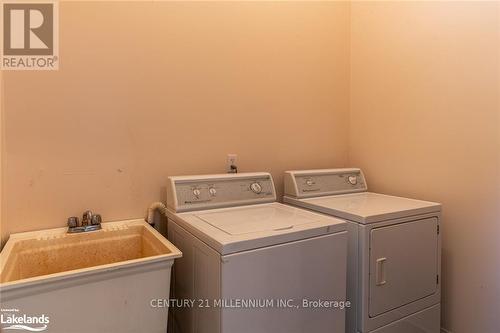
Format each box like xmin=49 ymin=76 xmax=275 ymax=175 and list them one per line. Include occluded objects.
xmin=165 ymin=172 xmax=348 ymax=333
xmin=283 ymin=168 xmax=441 ymax=333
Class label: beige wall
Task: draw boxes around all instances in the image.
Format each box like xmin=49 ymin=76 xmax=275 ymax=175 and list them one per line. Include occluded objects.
xmin=0 ymin=1 xmax=350 ymax=244
xmin=2 ymin=1 xmax=500 ymax=332
xmin=1 ymin=70 xmax=3 ymax=239
xmin=350 ymin=2 xmax=500 ymax=333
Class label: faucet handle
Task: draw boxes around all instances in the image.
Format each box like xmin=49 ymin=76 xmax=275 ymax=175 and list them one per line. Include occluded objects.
xmin=67 ymin=216 xmax=79 ymax=228
xmin=91 ymin=214 xmax=102 ymax=225
xmin=82 ymin=210 xmax=93 ymax=220
xmin=82 ymin=210 xmax=93 ymax=226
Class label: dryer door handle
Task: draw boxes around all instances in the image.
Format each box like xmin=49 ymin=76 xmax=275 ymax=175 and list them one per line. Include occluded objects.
xmin=376 ymin=257 xmax=387 ymax=286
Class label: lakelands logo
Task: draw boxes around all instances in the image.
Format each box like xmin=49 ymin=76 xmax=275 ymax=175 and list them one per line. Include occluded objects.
xmin=1 ymin=308 xmax=50 ymax=331
xmin=1 ymin=1 xmax=59 ymax=70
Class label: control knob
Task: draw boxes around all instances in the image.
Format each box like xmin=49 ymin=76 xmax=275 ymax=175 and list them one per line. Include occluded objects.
xmin=209 ymin=187 xmax=217 ymax=196
xmin=250 ymin=182 xmax=262 ymax=194
xmin=347 ymin=176 xmax=358 ymax=185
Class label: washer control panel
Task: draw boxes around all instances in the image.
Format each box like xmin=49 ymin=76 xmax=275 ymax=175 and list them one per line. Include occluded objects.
xmin=284 ymin=168 xmax=367 ymax=198
xmin=167 ymin=172 xmax=276 ymax=212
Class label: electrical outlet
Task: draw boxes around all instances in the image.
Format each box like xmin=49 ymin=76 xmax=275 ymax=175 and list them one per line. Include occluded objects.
xmin=227 ymin=154 xmax=237 ymax=173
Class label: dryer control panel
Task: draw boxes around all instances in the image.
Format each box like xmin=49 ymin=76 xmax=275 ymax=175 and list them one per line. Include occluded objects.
xmin=284 ymin=168 xmax=367 ymax=198
xmin=167 ymin=172 xmax=276 ymax=212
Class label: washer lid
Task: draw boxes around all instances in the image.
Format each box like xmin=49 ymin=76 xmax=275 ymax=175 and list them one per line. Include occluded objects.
xmin=195 ymin=205 xmax=316 ymax=235
xmin=169 ymin=203 xmax=346 ymax=255
xmin=290 ymin=192 xmax=441 ymax=224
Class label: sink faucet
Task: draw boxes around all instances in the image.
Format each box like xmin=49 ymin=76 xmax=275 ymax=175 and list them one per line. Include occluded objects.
xmin=67 ymin=210 xmax=102 ymax=233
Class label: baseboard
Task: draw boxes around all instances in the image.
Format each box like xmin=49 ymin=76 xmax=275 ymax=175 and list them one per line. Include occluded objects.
xmin=441 ymin=328 xmax=452 ymax=333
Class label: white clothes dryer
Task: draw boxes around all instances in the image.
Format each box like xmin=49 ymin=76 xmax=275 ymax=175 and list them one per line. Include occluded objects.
xmin=284 ymin=168 xmax=441 ymax=333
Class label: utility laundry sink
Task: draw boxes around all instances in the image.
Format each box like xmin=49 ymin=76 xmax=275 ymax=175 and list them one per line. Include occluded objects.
xmin=0 ymin=219 xmax=181 ymax=333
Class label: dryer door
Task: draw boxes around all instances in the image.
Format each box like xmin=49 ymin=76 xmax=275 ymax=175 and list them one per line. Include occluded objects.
xmin=369 ymin=217 xmax=438 ymax=317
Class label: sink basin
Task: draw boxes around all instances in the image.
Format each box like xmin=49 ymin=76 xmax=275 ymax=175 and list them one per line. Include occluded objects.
xmin=1 ymin=220 xmax=178 ymax=283
xmin=0 ymin=219 xmax=181 ymax=333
